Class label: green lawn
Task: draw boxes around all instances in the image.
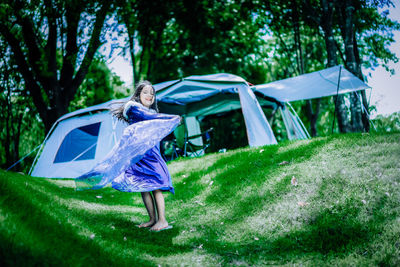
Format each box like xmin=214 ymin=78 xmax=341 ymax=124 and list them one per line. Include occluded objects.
xmin=1 ymin=132 xmax=399 ymax=266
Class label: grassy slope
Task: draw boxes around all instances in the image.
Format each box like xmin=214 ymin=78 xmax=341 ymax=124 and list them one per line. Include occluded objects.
xmin=0 ymin=133 xmax=399 ymax=266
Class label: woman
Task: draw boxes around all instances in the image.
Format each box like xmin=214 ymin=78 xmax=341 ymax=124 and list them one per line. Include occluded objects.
xmin=76 ymin=81 xmax=181 ymax=232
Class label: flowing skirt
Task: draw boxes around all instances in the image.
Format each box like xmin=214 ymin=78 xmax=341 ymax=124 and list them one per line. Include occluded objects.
xmin=75 ymin=115 xmax=180 ymax=191
xmin=111 ymin=145 xmax=174 ymax=193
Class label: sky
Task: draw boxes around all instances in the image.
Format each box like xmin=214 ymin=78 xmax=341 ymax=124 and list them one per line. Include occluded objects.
xmin=365 ymin=5 xmax=400 ymax=117
xmin=105 ymin=5 xmax=400 ymax=118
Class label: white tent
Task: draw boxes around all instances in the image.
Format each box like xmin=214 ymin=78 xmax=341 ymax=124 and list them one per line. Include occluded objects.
xmin=31 ymin=73 xmax=297 ymax=178
xmin=29 ymin=100 xmax=127 ymax=178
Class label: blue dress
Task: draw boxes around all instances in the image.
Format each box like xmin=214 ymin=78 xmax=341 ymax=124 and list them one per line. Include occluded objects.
xmin=75 ymin=101 xmax=180 ymax=193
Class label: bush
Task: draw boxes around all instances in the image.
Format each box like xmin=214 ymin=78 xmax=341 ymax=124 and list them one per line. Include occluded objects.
xmin=371 ymin=111 xmax=400 ymax=133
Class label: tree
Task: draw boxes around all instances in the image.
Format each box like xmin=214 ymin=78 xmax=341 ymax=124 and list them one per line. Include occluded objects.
xmin=337 ymin=0 xmax=364 ymax=131
xmin=0 ymin=37 xmax=44 ymax=171
xmin=0 ymin=0 xmax=111 ymax=133
xmin=0 ymin=40 xmax=24 ymax=169
xmin=118 ymin=0 xmax=267 ymax=83
xmin=347 ymin=0 xmax=399 ymax=132
xmin=68 ymin=56 xmax=129 ymax=112
xmin=302 ymin=0 xmax=353 ymax=133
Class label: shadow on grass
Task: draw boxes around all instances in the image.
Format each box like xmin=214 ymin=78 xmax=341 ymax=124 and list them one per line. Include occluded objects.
xmin=186 ymin=196 xmax=390 ymax=265
xmin=173 ymin=138 xmax=328 ymax=224
xmin=0 ymin=171 xmax=189 ymax=265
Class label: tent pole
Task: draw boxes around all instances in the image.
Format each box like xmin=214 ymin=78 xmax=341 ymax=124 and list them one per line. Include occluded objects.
xmin=332 ymin=65 xmax=342 ymax=134
xmin=7 ymin=144 xmax=42 ymax=172
xmin=28 ymin=121 xmax=60 ymax=175
xmin=287 ymin=102 xmax=311 ymax=139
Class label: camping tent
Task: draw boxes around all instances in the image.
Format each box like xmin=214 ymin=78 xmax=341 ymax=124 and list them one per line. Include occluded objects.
xmin=29 ymin=67 xmax=370 ymax=178
xmin=31 ymin=73 xmax=301 ymax=178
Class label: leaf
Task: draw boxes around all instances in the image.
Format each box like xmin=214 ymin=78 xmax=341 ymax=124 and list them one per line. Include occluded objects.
xmin=194 ymin=200 xmax=205 ymax=206
xmin=297 ymin=201 xmax=309 ymax=207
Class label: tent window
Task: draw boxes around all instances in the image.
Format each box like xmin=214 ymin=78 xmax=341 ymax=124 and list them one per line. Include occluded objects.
xmin=54 ymin=122 xmax=101 ymax=163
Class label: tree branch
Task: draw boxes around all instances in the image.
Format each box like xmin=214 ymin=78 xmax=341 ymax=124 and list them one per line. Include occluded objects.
xmin=14 ymin=0 xmax=52 ymax=94
xmin=45 ymin=0 xmax=58 ymax=83
xmin=60 ymin=3 xmax=81 ymax=89
xmin=0 ymin=24 xmax=48 ymax=123
xmin=67 ymin=2 xmax=110 ymax=103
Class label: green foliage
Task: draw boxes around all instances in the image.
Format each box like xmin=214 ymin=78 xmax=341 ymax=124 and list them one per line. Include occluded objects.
xmin=118 ymin=0 xmax=269 ymax=83
xmin=355 ymin=3 xmax=400 ymax=74
xmin=0 ymin=37 xmax=44 ymax=172
xmin=69 ymin=56 xmax=130 ymax=112
xmin=1 ymin=133 xmax=399 ymax=265
xmin=371 ymin=111 xmax=400 ymax=132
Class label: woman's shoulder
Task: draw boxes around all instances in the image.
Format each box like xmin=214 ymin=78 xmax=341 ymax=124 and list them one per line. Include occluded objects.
xmin=123 ymin=101 xmax=156 ymax=119
xmin=124 ymin=100 xmax=141 ymax=111
xmin=123 ymin=101 xmax=140 ymax=118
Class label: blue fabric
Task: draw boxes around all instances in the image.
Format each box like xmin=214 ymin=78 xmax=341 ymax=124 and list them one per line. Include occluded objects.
xmin=54 ymin=122 xmax=101 ymax=163
xmin=75 ymin=102 xmax=180 ymax=192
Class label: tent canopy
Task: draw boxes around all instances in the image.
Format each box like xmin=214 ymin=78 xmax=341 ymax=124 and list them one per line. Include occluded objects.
xmin=155 ymin=73 xmax=280 ymax=117
xmin=253 ymin=65 xmax=370 ymax=102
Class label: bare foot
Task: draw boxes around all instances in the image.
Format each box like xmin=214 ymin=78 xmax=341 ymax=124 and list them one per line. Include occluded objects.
xmin=150 ymin=220 xmax=169 ymax=231
xmin=137 ymin=220 xmax=156 ymax=228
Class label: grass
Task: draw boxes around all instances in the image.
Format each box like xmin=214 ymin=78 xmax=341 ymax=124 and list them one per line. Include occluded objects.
xmin=0 ymin=132 xmax=399 ymax=266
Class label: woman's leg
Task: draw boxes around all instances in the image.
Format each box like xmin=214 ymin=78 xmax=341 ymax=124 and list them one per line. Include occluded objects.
xmin=138 ymin=192 xmax=157 ymax=228
xmin=150 ymin=190 xmax=169 ymax=231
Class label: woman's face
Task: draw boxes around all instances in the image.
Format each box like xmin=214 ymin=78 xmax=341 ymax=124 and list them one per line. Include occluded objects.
xmin=140 ymin=85 xmax=155 ymax=108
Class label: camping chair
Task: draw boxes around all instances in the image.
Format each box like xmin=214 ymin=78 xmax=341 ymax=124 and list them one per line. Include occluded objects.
xmin=161 ymin=138 xmax=181 ymax=161
xmin=183 ymin=128 xmax=214 ymax=157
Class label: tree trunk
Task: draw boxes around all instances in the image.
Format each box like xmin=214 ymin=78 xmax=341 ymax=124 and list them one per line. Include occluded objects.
xmin=12 ymin=111 xmax=24 ymax=172
xmin=353 ymin=31 xmax=370 ymax=132
xmin=306 ymin=99 xmax=321 ymax=137
xmin=128 ymin=32 xmax=138 ymax=87
xmin=4 ymin=79 xmax=12 ymax=167
xmin=122 ymin=8 xmax=139 ymax=87
xmin=320 ymin=0 xmax=351 ymax=133
xmin=293 ymin=0 xmax=320 ymax=137
xmin=338 ymin=0 xmax=363 ymax=132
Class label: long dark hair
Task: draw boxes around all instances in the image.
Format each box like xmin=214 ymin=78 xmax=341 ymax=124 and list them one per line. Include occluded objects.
xmin=110 ymin=80 xmax=158 ymax=122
